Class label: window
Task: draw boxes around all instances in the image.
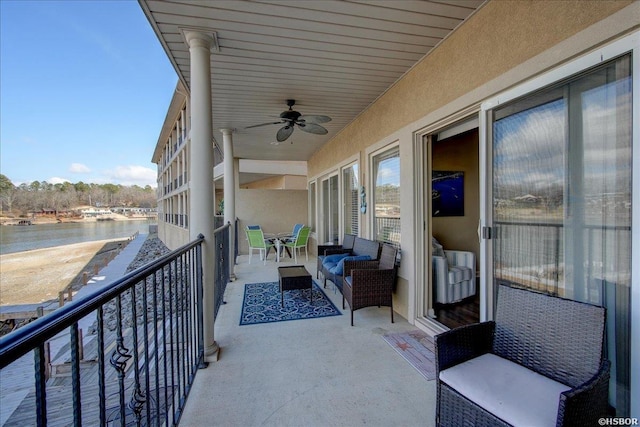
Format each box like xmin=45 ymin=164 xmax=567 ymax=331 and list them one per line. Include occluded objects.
xmin=491 ymin=55 xmax=632 ymax=415
xmin=342 ymin=163 xmax=359 ymax=236
xmin=372 ymin=146 xmax=400 ymax=246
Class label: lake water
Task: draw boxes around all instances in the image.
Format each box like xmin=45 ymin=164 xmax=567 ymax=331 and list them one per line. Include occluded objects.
xmin=0 ymin=220 xmax=156 ymax=255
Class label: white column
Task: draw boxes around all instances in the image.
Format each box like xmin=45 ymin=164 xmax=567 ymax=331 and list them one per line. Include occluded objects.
xmin=220 ymin=128 xmax=236 ymax=279
xmin=185 ymin=31 xmax=218 ymax=360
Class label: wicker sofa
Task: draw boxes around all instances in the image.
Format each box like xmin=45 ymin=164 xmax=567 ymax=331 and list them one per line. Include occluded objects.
xmin=320 ymin=237 xmax=381 ymax=294
xmin=434 ymin=284 xmax=610 ymax=427
xmin=316 ymin=234 xmax=356 ymax=278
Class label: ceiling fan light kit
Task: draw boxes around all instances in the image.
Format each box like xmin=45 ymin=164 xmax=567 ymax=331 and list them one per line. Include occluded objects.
xmin=246 ymin=99 xmax=331 ymax=142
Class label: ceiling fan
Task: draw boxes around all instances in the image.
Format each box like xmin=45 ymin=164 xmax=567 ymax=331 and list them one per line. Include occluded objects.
xmin=245 ymin=99 xmax=331 ymax=142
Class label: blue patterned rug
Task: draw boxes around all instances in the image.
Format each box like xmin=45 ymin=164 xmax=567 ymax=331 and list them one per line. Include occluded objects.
xmin=240 ymin=281 xmax=341 ymax=325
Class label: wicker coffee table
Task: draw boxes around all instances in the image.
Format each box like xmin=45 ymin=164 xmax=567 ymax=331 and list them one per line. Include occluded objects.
xmin=278 ymin=265 xmax=312 ymax=308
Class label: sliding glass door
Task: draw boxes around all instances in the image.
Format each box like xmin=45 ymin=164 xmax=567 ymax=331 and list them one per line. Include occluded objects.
xmin=321 ymin=175 xmax=339 ymax=245
xmin=490 ymin=54 xmax=632 ymax=415
xmin=342 ymin=163 xmax=359 ymax=236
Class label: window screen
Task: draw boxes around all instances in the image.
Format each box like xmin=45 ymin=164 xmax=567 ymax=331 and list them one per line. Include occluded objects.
xmin=372 ymin=147 xmax=400 ymax=246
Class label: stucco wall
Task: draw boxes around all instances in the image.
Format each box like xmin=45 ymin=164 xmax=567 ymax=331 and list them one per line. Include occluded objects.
xmin=236 ymin=189 xmax=308 ymax=254
xmin=308 ymin=0 xmax=632 ymax=177
xmin=241 ymin=175 xmax=307 ymax=190
xmin=158 ymin=222 xmax=190 ymax=251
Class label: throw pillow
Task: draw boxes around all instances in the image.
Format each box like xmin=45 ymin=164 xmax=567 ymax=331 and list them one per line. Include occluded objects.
xmin=330 ymin=255 xmax=372 ymax=276
xmin=322 ymin=253 xmax=351 ymax=266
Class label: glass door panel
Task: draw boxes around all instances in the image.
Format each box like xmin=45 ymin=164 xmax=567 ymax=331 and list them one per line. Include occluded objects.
xmin=491 ymin=55 xmax=632 ymax=415
xmin=342 ymin=163 xmax=359 ymax=236
xmin=321 ymin=175 xmax=339 ymax=245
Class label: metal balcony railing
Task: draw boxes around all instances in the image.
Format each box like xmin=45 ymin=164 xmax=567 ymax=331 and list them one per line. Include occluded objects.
xmin=0 ymin=225 xmax=231 ymax=426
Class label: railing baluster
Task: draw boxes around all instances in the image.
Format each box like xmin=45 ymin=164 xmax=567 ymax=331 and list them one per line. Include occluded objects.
xmin=128 ymin=281 xmax=145 ymax=425
xmin=184 ymin=249 xmax=192 ymax=378
xmin=168 ymin=260 xmax=177 ymax=425
xmin=187 ymin=248 xmax=195 ymax=376
xmin=152 ymin=270 xmax=161 ymax=427
xmin=141 ymin=274 xmax=152 ymax=425
xmin=70 ymin=323 xmax=82 ymax=426
xmin=160 ymin=264 xmax=170 ymax=427
xmin=180 ymin=252 xmax=188 ymax=401
xmin=196 ymin=234 xmax=207 ymax=370
xmin=110 ymin=294 xmax=131 ymax=426
xmin=97 ymin=306 xmax=106 ymax=427
xmin=34 ymin=343 xmax=47 ymax=426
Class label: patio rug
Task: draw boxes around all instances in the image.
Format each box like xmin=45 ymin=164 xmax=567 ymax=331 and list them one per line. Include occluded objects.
xmin=382 ymin=330 xmax=436 ymax=381
xmin=240 ymin=281 xmax=341 ymax=325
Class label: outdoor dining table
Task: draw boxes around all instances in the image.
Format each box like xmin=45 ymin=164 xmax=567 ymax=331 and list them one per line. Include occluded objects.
xmin=263 ymin=232 xmax=293 ymax=262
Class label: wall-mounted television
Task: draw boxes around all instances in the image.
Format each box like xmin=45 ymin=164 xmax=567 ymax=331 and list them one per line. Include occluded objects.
xmin=432 ymin=171 xmax=464 ymax=217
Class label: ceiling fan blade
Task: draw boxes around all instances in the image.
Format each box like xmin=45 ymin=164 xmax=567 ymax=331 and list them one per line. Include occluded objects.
xmin=298 ymin=122 xmax=328 ymax=135
xmin=276 ymin=125 xmax=294 ymax=142
xmin=299 ymin=115 xmax=332 ymax=124
xmin=245 ymin=121 xmax=282 ymax=129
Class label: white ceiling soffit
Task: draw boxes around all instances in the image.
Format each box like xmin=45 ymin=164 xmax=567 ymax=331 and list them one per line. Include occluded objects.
xmin=140 ymin=0 xmax=485 ymax=162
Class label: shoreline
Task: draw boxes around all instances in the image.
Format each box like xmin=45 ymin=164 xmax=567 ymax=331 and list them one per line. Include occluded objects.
xmin=0 ymin=238 xmax=131 ymax=307
xmin=0 ymin=214 xmax=155 ymax=226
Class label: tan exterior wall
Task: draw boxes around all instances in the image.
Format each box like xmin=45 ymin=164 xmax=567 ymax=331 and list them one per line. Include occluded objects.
xmin=308 ymin=0 xmax=632 ymax=177
xmin=241 ymin=175 xmax=307 ymax=190
xmin=158 ymin=222 xmax=190 ymax=251
xmin=236 ymin=189 xmax=308 ymax=254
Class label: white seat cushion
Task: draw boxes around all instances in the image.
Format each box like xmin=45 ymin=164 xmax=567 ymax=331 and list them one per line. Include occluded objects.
xmin=439 ymin=353 xmax=571 ymax=427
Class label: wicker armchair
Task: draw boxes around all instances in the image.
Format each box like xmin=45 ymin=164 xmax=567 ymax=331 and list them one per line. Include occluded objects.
xmin=316 ymin=234 xmax=356 ymax=278
xmin=342 ymin=244 xmax=398 ymax=326
xmin=434 ymin=284 xmax=610 ymax=427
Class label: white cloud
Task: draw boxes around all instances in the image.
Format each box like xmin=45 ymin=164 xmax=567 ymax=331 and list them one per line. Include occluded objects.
xmin=69 ymin=163 xmax=91 ymax=173
xmin=376 ymin=167 xmax=400 ymax=186
xmin=105 ymin=165 xmax=156 ymax=187
xmin=48 ymin=177 xmax=72 ymax=184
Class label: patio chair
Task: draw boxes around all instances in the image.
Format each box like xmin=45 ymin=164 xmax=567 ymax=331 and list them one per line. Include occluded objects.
xmin=281 ymin=223 xmax=304 ymax=242
xmin=434 ymin=284 xmax=610 ymax=427
xmin=282 ymin=226 xmax=310 ymax=263
xmin=245 ymin=228 xmax=274 ymax=265
xmin=342 ymin=244 xmax=398 ymax=326
xmin=432 ymin=238 xmax=475 ymax=304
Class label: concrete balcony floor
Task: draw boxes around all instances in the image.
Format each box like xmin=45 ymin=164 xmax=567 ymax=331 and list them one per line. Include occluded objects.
xmin=179 ymin=253 xmax=436 ymax=426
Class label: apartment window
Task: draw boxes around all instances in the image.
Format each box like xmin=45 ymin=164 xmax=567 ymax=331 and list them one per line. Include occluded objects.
xmin=342 ymin=163 xmax=359 ymax=236
xmin=372 ymin=146 xmax=400 ymax=246
xmin=491 ymin=54 xmax=632 ymax=415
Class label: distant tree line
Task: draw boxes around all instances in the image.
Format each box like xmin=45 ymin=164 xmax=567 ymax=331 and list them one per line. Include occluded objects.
xmin=0 ymin=174 xmax=157 ymax=216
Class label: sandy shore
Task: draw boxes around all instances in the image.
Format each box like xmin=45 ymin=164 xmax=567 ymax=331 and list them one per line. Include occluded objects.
xmin=0 ymin=239 xmax=129 ymax=306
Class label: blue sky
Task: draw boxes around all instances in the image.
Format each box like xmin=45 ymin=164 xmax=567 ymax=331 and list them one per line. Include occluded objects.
xmin=0 ymin=0 xmax=177 ymax=188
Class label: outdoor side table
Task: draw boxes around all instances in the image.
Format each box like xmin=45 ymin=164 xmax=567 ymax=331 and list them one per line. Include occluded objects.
xmin=278 ymin=265 xmax=312 ymax=308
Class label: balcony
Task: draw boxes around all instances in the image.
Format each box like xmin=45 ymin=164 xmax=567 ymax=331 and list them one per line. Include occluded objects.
xmin=179 ymin=254 xmax=435 ymax=426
